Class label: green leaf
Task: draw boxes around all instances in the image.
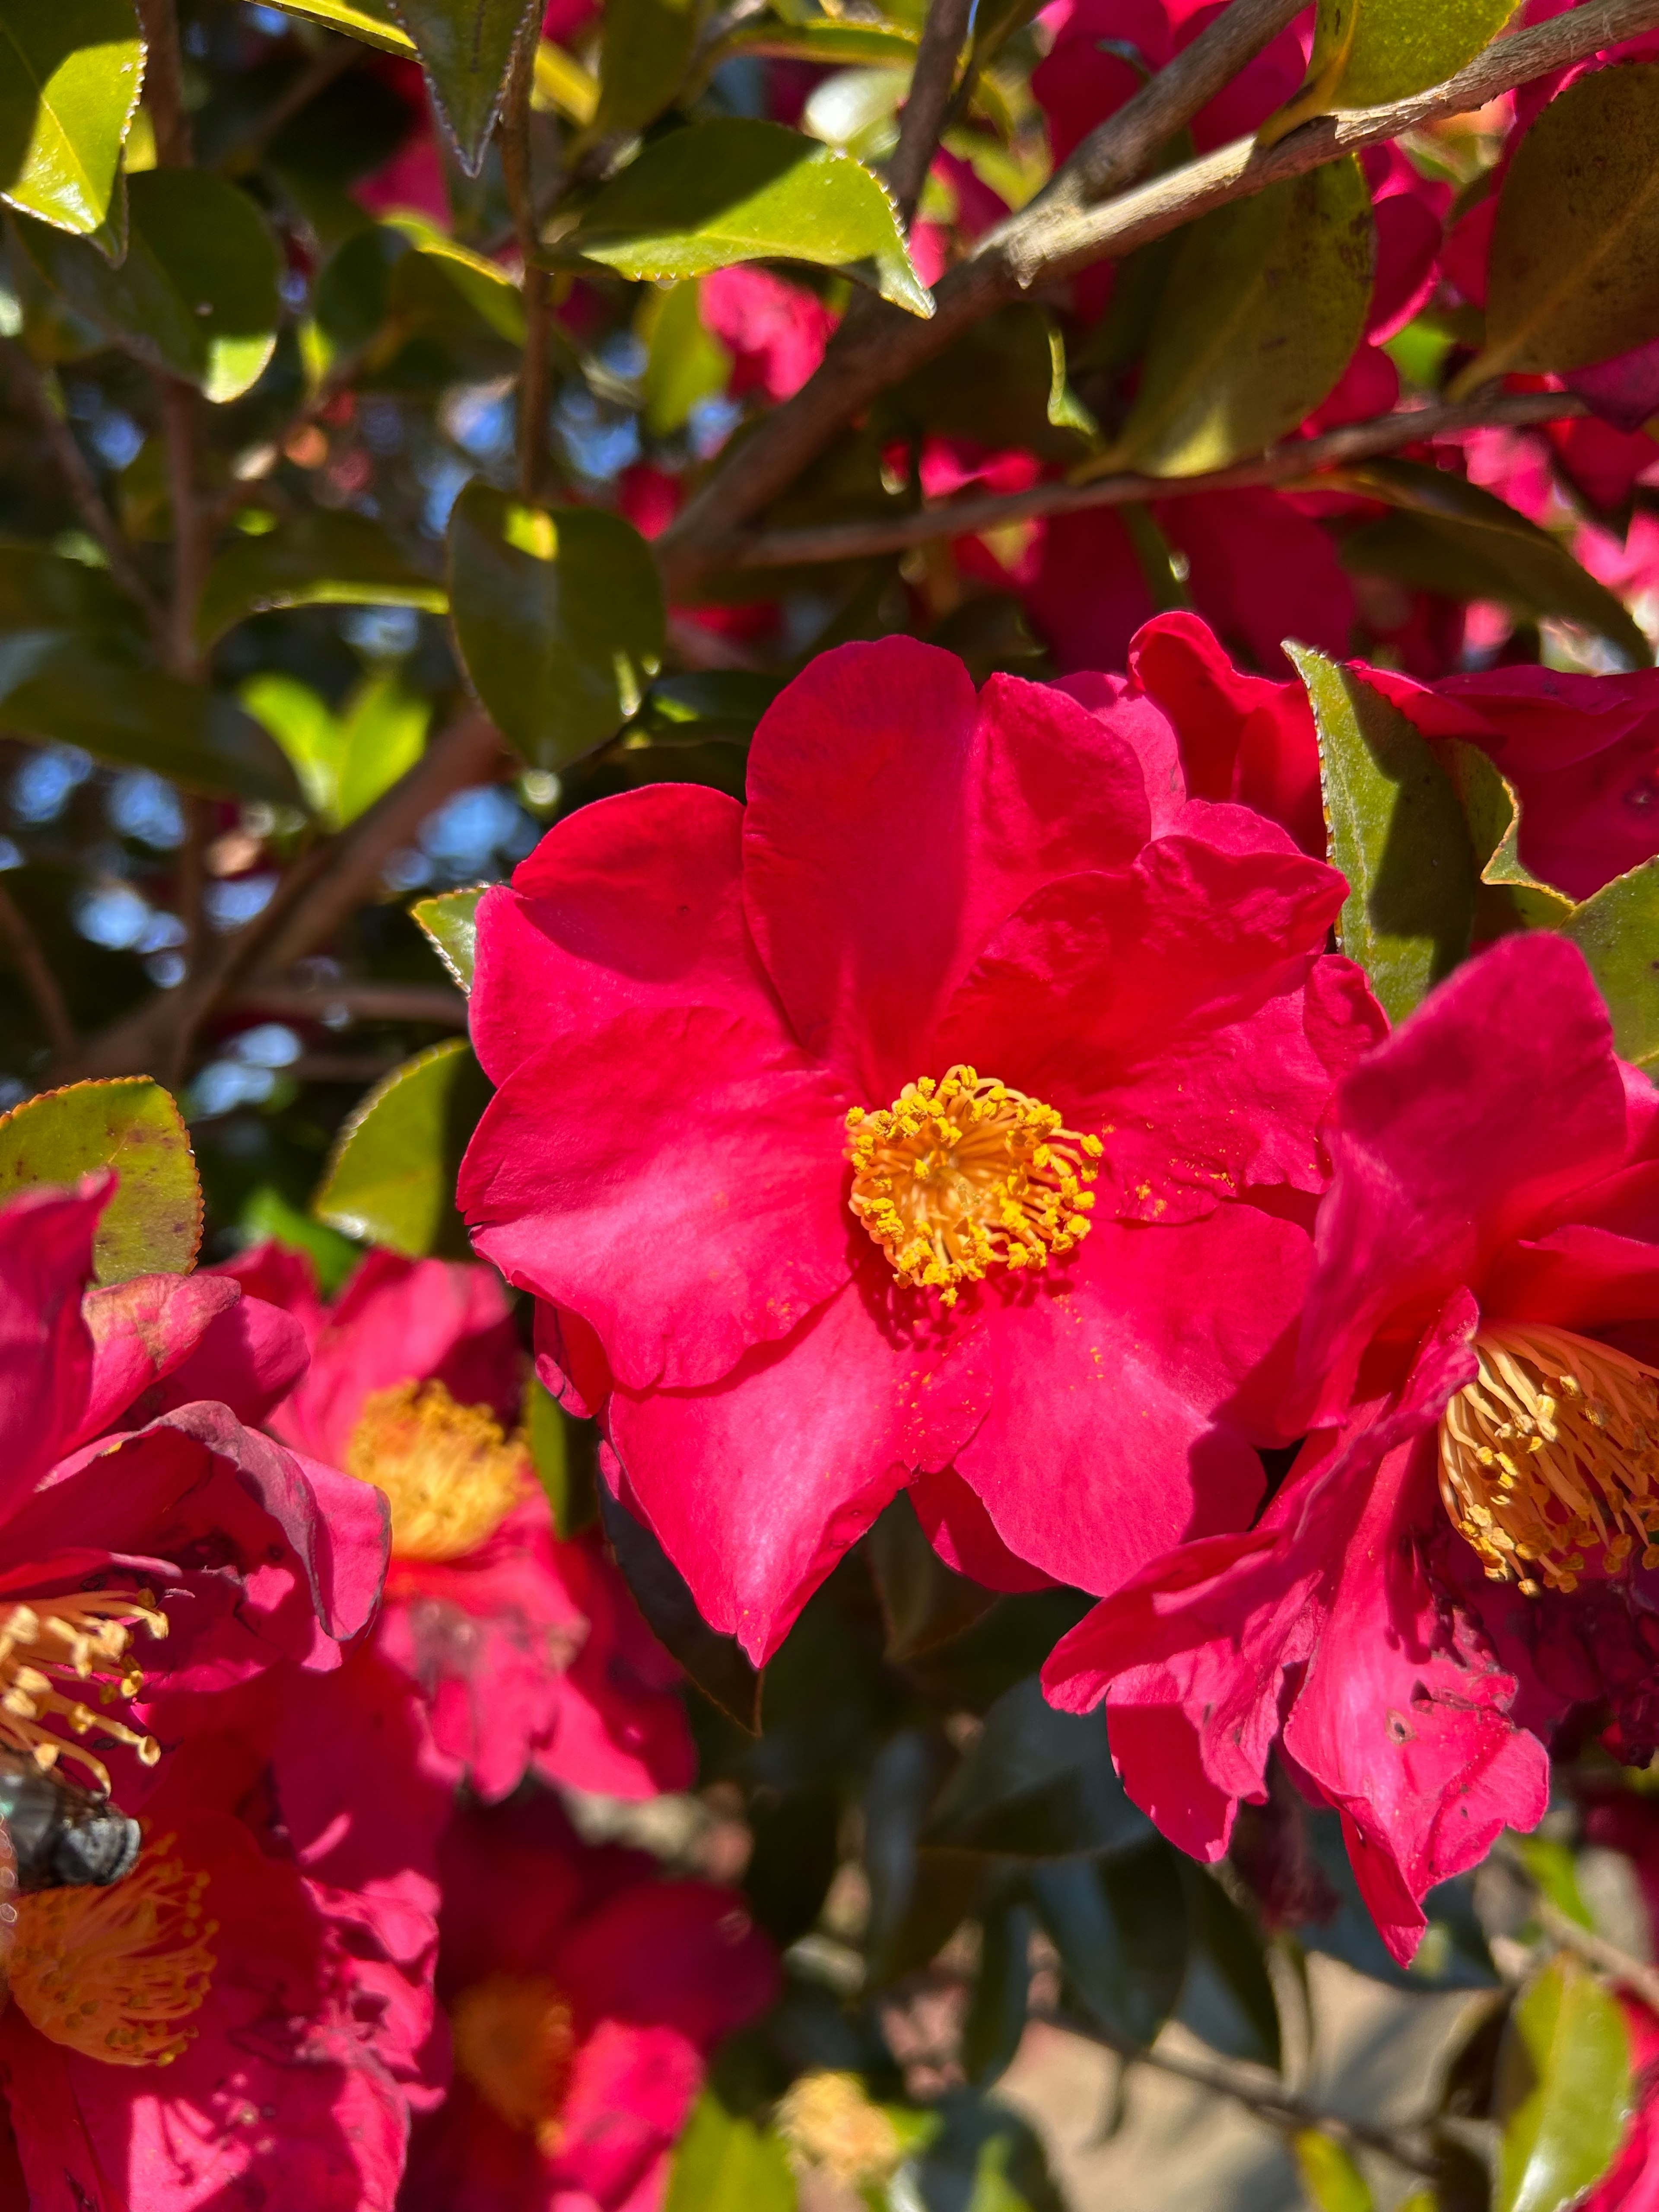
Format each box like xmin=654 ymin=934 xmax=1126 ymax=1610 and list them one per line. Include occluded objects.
xmin=196 ymin=512 xmax=447 ymax=648
xmin=313 ymin=1037 xmax=491 ymax=1258
xmin=0 ymin=0 xmax=144 ymax=245
xmin=562 ymin=117 xmax=933 ymax=319
xmin=0 ymin=652 xmax=303 ymax=807
xmin=885 ymin=304 xmax=1094 ymax=462
xmin=1294 ymin=2132 xmax=1375 ymax=2212
xmin=1494 ymin=1958 xmax=1632 ymax=2212
xmin=639 ymin=277 xmax=731 ymax=439
xmin=0 ymin=537 xmax=138 ymax=632
xmin=715 ymin=19 xmax=919 ymax=68
xmin=912 ymin=2093 xmax=1066 ymax=2212
xmin=1277 ymin=0 xmax=1517 ymax=127
xmin=596 ymin=0 xmax=699 ymax=136
xmin=410 ymin=884 xmax=485 ymax=993
xmin=241 ymin=672 xmax=429 ymax=829
xmin=0 ymin=1077 xmax=200 ymax=1283
xmin=595 ymin=1483 xmax=763 ymax=1732
xmin=1462 ymin=64 xmax=1659 ymax=388
xmin=1559 ymin=858 xmax=1659 ymax=1066
xmin=664 ymin=2091 xmax=795 ymax=2212
xmin=15 ymin=168 xmax=281 ymax=400
xmin=1028 ymin=1843 xmax=1189 ymax=2049
xmin=237 ymin=1186 xmax=360 ymax=1296
xmin=389 ymin=0 xmax=537 ymax=173
xmin=1335 ymin=459 xmax=1651 ymax=667
xmin=447 ymin=482 xmax=665 ymax=772
xmin=1182 ymin=1867 xmax=1280 ymax=2069
xmin=1290 ymin=644 xmax=1478 ymax=1023
xmin=924 ymin=1675 xmax=1154 ymax=1858
xmin=1100 ymin=156 xmax=1373 ymax=477
xmin=868 ymin=1491 xmax=998 ymax=1662
xmin=524 ymin=1375 xmax=596 ymax=1537
xmin=385 ymin=214 xmax=526 ymax=341
xmin=963 ymin=1898 xmax=1039 ymax=2087
xmin=251 ymin=0 xmax=416 ymax=51
xmin=1512 ymin=1837 xmax=1595 ymax=1933
xmin=1440 ymin=739 xmax=1575 ymax=929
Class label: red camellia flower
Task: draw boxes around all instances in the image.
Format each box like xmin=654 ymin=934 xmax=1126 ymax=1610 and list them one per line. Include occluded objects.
xmin=227 ymin=1244 xmax=692 ymax=1802
xmin=459 ymin=637 xmax=1384 ymax=1656
xmin=1044 ymin=933 xmax=1659 ymax=1961
xmin=399 ymin=1793 xmax=778 ymax=2212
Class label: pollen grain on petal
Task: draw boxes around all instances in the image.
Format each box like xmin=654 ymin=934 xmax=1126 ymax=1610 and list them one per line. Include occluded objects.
xmin=845 ymin=1065 xmax=1100 ymax=1305
xmin=1439 ymin=1320 xmax=1659 ymax=1596
xmin=345 ymin=1379 xmax=530 ymax=1562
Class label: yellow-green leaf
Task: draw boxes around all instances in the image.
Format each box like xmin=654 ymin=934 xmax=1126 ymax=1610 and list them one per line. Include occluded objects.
xmin=532 ymin=37 xmax=596 ymax=123
xmin=0 ymin=0 xmax=144 ymax=245
xmin=664 ymin=2092 xmax=795 ymax=2212
xmin=1560 ymin=857 xmax=1659 ymax=1067
xmin=639 ymin=278 xmax=731 ymax=439
xmin=1102 ymin=156 xmax=1373 ymax=478
xmin=313 ymin=1038 xmax=492 ymax=1259
xmin=1290 ymin=644 xmax=1477 ymax=1023
xmin=410 ymin=884 xmax=485 ymax=993
xmin=0 ymin=1077 xmax=200 ymax=1283
xmin=242 ymin=672 xmax=429 ymax=829
xmin=562 ymin=117 xmax=933 ymax=319
xmin=1295 ymin=2132 xmax=1374 ymax=2212
xmin=390 ymin=0 xmax=538 ymax=175
xmin=1495 ymin=1958 xmax=1633 ymax=2212
xmin=1269 ymin=0 xmax=1517 ymax=138
xmin=197 ymin=512 xmax=447 ymax=648
xmin=248 ymin=0 xmax=415 ymax=52
xmin=1440 ymin=739 xmax=1574 ymax=929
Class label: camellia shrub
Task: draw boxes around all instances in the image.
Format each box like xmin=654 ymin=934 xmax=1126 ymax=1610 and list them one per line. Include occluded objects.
xmin=10 ymin=0 xmax=1659 ymax=2204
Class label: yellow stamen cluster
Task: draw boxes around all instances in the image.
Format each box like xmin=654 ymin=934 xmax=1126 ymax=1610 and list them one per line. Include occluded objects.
xmin=0 ymin=1592 xmax=167 ymax=1790
xmin=451 ymin=1972 xmax=576 ymax=2154
xmin=846 ymin=1066 xmax=1101 ymax=1306
xmin=10 ymin=1834 xmax=215 ymax=2066
xmin=775 ymin=2071 xmax=903 ymax=2189
xmin=1440 ymin=1321 xmax=1659 ymax=1595
xmin=345 ymin=1379 xmax=530 ymax=1562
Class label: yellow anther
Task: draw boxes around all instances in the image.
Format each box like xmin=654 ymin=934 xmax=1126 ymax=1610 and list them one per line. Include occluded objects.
xmin=345 ymin=1379 xmax=530 ymax=1563
xmin=0 ymin=1592 xmax=165 ymax=1789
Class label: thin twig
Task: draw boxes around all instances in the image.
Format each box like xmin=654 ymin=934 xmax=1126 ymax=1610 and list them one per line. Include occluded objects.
xmin=503 ymin=29 xmax=553 ymax=502
xmin=231 ymin=979 xmax=469 ymax=1026
xmin=887 ymin=0 xmax=973 ymax=230
xmin=718 ymin=390 xmax=1592 ymax=569
xmin=0 ymin=343 xmax=163 ymax=632
xmin=659 ymin=0 xmax=1659 ymax=589
xmin=0 ymin=883 xmax=76 ymax=1061
xmin=1494 ymin=1840 xmax=1659 ymax=2016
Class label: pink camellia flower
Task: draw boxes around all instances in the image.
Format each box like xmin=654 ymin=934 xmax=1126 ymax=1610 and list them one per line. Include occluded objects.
xmin=226 ymin=1244 xmax=692 ymax=1801
xmin=459 ymin=637 xmax=1385 ymax=1656
xmin=0 ymin=1179 xmax=385 ymax=1804
xmin=400 ymin=1793 xmax=778 ymax=2212
xmin=1044 ymin=931 xmax=1659 ymax=1961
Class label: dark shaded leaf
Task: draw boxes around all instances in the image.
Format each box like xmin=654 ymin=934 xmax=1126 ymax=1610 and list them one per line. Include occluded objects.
xmin=1559 ymin=857 xmax=1659 ymax=1066
xmin=963 ymin=1896 xmax=1038 ymax=2088
xmin=912 ymin=2091 xmax=1067 ymax=2212
xmin=197 ymin=512 xmax=446 ymax=647
xmin=312 ymin=1037 xmax=491 ymax=1259
xmin=1494 ymin=1957 xmax=1632 ymax=2212
xmin=926 ymin=1676 xmax=1152 ymax=1858
xmin=596 ymin=1483 xmax=763 ymax=1732
xmin=884 ymin=304 xmax=1094 ymax=462
xmin=0 ymin=1077 xmax=200 ymax=1282
xmin=868 ymin=1493 xmax=999 ymax=1662
xmin=1028 ymin=1843 xmax=1189 ymax=2049
xmin=745 ymin=1780 xmax=841 ymax=1948
xmin=0 ymin=0 xmax=143 ymax=244
xmin=1290 ymin=643 xmax=1477 ymax=1023
xmin=595 ymin=0 xmax=699 ymax=135
xmin=1182 ymin=1867 xmax=1281 ymax=2069
xmin=389 ymin=0 xmax=537 ymax=174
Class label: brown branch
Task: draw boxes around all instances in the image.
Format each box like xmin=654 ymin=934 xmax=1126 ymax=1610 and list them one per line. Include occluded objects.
xmin=720 ymin=390 xmax=1593 ymax=569
xmin=158 ymin=378 xmax=208 ymax=678
xmin=887 ymin=0 xmax=973 ymax=230
xmin=659 ymin=0 xmax=1659 ymax=590
xmin=135 ymin=0 xmax=192 ymax=166
xmin=0 ymin=883 xmax=76 ymax=1062
xmin=0 ymin=343 xmax=163 ymax=632
xmin=231 ymin=979 xmax=468 ymax=1027
xmin=503 ymin=31 xmax=554 ymax=503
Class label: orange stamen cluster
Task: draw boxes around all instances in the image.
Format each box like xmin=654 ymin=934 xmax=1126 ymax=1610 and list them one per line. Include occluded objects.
xmin=846 ymin=1066 xmax=1101 ymax=1306
xmin=0 ymin=1592 xmax=166 ymax=1789
xmin=450 ymin=1972 xmax=577 ymax=2154
xmin=345 ymin=1379 xmax=529 ymax=1562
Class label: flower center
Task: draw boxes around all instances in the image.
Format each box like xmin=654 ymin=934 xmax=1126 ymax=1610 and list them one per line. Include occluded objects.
xmin=775 ymin=2071 xmax=903 ymax=2190
xmin=344 ymin=1379 xmax=529 ymax=1562
xmin=846 ymin=1066 xmax=1100 ymax=1308
xmin=451 ymin=1972 xmax=575 ymax=2154
xmin=1439 ymin=1322 xmax=1659 ymax=1595
xmin=0 ymin=1592 xmax=167 ymax=1791
xmin=9 ymin=1834 xmax=215 ymax=2066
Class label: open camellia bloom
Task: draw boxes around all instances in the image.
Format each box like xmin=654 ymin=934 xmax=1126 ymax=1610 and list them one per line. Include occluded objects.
xmin=460 ymin=637 xmax=1385 ymax=1658
xmin=400 ymin=1794 xmax=778 ymax=2212
xmin=228 ymin=1245 xmax=692 ymax=1802
xmin=1045 ymin=933 xmax=1659 ymax=1961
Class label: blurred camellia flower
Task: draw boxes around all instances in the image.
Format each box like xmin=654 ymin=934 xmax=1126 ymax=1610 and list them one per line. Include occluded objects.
xmin=460 ymin=637 xmax=1385 ymax=1657
xmin=1046 ymin=934 xmax=1659 ymax=1962
xmin=226 ymin=1245 xmax=693 ymax=1802
xmin=399 ymin=1793 xmax=778 ymax=2212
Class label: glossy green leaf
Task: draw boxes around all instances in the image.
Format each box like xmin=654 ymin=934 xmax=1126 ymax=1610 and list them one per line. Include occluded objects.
xmin=1278 ymin=0 xmax=1516 ymax=127
xmin=1440 ymin=739 xmax=1575 ymax=930
xmin=1494 ymin=1958 xmax=1632 ymax=2212
xmin=1029 ymin=1844 xmax=1189 ymax=2050
xmin=1294 ymin=2133 xmax=1374 ymax=2212
xmin=963 ymin=1897 xmax=1039 ymax=2087
xmin=715 ymin=19 xmax=919 ymax=68
xmin=410 ymin=884 xmax=484 ymax=993
xmin=596 ymin=0 xmax=699 ymax=136
xmin=313 ymin=1037 xmax=491 ymax=1258
xmin=197 ymin=513 xmax=446 ymax=648
xmin=925 ymin=1675 xmax=1154 ymax=1857
xmin=1559 ymin=858 xmax=1659 ymax=1067
xmin=0 ymin=0 xmax=144 ymax=245
xmin=1464 ymin=64 xmax=1659 ymax=388
xmin=240 ymin=673 xmax=430 ymax=829
xmin=868 ymin=1491 xmax=998 ymax=1662
xmin=1290 ymin=644 xmax=1477 ymax=1023
xmin=15 ymin=168 xmax=281 ymax=400
xmin=385 ymin=214 xmax=526 ymax=341
xmin=237 ymin=1186 xmax=360 ymax=1296
xmin=595 ymin=1484 xmax=763 ymax=1732
xmin=447 ymin=482 xmax=665 ymax=772
xmin=1337 ymin=459 xmax=1649 ymax=666
xmin=252 ymin=0 xmax=416 ymax=51
xmin=639 ymin=278 xmax=731 ymax=439
xmin=0 ymin=1077 xmax=200 ymax=1282
xmin=563 ymin=117 xmax=933 ymax=318
xmin=1100 ymin=156 xmax=1372 ymax=477
xmin=524 ymin=1375 xmax=596 ymax=1537
xmin=390 ymin=0 xmax=538 ymax=173
xmin=0 ymin=651 xmax=303 ymax=807
xmin=664 ymin=2091 xmax=795 ymax=2212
